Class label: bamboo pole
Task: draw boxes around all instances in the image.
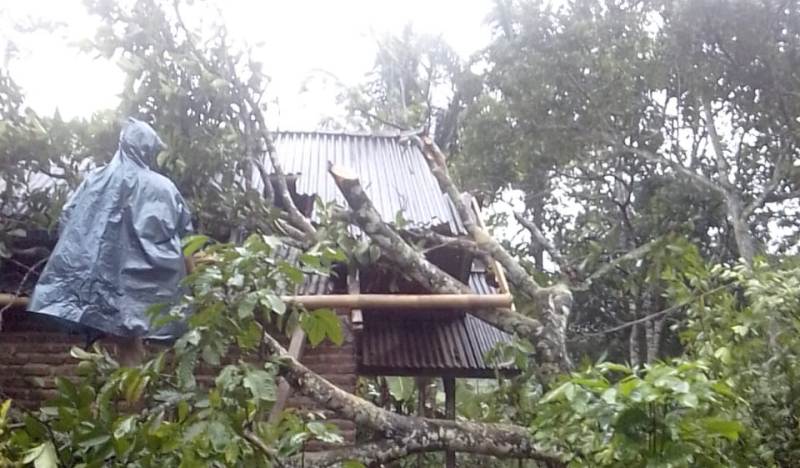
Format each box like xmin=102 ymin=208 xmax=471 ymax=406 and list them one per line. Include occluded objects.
xmin=282 ymin=293 xmax=512 ymax=309
xmin=0 ymin=294 xmax=28 ymax=307
xmin=0 ymin=293 xmax=513 ymax=310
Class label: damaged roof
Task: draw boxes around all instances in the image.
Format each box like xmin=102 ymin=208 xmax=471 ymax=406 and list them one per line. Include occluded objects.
xmin=359 ymin=267 xmax=515 ymax=379
xmin=263 ymin=131 xmax=466 ymax=234
xmin=261 ymin=131 xmax=513 ymax=378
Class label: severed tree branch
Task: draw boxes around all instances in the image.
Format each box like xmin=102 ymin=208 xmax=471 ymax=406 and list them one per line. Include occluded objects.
xmin=415 ymin=135 xmax=573 ymax=372
xmin=415 ymin=136 xmax=546 ymax=300
xmin=400 ymin=228 xmax=489 ymax=259
xmin=263 ymin=332 xmax=565 ymax=467
xmin=327 ymin=162 xmax=545 ymax=341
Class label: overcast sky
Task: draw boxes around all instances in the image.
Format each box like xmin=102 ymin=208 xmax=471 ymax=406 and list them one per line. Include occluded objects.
xmin=2 ymin=0 xmax=495 ymax=128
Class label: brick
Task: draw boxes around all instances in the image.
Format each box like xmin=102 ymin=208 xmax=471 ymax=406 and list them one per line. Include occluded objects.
xmin=14 ymin=353 xmax=70 ymax=366
xmin=16 ymin=364 xmax=53 ymax=377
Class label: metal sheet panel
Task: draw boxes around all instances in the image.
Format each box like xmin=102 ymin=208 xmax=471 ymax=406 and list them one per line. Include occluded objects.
xmin=262 ymin=132 xmax=465 ymax=234
xmin=359 ymin=267 xmax=515 ymax=378
xmin=360 ymin=313 xmax=515 ymax=378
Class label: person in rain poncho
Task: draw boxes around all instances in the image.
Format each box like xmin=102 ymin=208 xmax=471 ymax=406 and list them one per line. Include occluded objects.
xmin=29 ymin=117 xmax=193 ymax=365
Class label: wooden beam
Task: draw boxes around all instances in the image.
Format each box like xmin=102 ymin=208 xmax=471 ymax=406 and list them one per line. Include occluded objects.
xmin=268 ymin=326 xmax=306 ymax=423
xmin=444 ymin=376 xmax=456 ymax=468
xmin=0 ymin=293 xmax=513 ymax=310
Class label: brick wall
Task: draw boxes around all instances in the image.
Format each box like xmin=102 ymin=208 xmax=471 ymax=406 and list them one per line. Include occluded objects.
xmin=0 ymin=308 xmax=357 ymax=443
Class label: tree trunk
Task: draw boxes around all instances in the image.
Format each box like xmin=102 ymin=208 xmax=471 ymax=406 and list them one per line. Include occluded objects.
xmin=727 ymin=198 xmax=756 ymax=265
xmin=645 ymin=319 xmax=664 ymax=364
xmin=629 ymin=322 xmax=641 ymax=368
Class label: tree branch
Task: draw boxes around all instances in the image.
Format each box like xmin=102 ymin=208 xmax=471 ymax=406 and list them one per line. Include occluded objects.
xmin=574 ymin=237 xmax=662 ymax=291
xmin=263 ymin=333 xmax=564 ymax=466
xmin=623 ymin=145 xmax=726 ymax=197
xmin=513 ymin=212 xmax=570 ymax=277
xmin=701 ymin=96 xmax=734 ymax=192
xmin=327 ymin=162 xmax=545 ymax=340
xmin=415 ymin=135 xmax=573 ymax=372
xmin=743 ymin=152 xmax=789 ymax=220
xmin=400 ymin=228 xmax=488 ymax=259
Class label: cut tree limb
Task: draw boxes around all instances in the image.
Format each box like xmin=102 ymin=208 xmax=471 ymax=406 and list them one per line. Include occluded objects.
xmin=416 ymin=136 xmax=573 ymax=372
xmin=263 ymin=332 xmax=564 ymax=467
xmin=327 ymin=162 xmax=546 ymax=342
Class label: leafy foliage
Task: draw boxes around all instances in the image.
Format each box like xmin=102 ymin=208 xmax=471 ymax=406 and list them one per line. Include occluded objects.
xmin=667 ymin=251 xmax=800 ymax=465
xmin=534 ymin=361 xmax=745 ymax=467
xmin=1 ymin=234 xmax=345 ymax=466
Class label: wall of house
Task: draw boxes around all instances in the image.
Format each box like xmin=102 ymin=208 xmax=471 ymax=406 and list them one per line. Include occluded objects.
xmin=0 ymin=308 xmax=356 ymax=444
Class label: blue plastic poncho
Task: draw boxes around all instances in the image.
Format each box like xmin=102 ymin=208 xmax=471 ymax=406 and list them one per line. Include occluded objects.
xmin=29 ymin=118 xmax=192 ymax=340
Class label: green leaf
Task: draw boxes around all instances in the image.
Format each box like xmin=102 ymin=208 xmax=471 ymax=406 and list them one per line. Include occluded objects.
xmin=182 ymin=234 xmax=210 ymax=256
xmin=301 ymin=309 xmax=342 ymax=346
xmin=70 ymin=346 xmax=97 ymax=361
xmin=23 ymin=442 xmax=58 ymax=468
xmin=601 ymin=388 xmax=617 ymax=404
xmin=678 ymin=392 xmax=699 ymax=408
xmin=540 ymin=382 xmax=573 ymax=404
xmin=700 ymin=417 xmax=743 ymax=441
xmin=238 ymin=292 xmax=259 ymax=319
xmin=618 ymin=376 xmax=640 ymax=397
xmin=178 ymin=400 xmax=190 ymax=422
xmin=113 ymin=416 xmax=136 ymax=439
xmin=654 ymin=375 xmax=690 ymax=394
xmin=343 ymin=461 xmax=366 ymax=468
xmin=243 ymin=369 xmax=276 ymax=401
xmin=260 ymin=293 xmax=286 ymax=316
xmin=237 ymin=320 xmax=263 ymax=350
xmin=597 ymin=362 xmax=633 ymax=374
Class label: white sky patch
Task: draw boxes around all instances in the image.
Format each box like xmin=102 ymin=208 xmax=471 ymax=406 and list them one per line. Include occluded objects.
xmin=2 ymin=0 xmax=494 ymax=127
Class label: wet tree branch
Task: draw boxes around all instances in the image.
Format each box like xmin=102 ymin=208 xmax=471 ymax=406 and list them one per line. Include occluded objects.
xmin=263 ymin=332 xmax=564 ymax=467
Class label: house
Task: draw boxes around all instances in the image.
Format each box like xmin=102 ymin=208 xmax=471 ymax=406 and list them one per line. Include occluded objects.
xmin=0 ymin=130 xmax=515 ymax=466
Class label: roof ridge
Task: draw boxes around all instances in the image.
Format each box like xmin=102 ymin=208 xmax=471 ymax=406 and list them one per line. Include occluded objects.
xmin=275 ymin=129 xmax=420 ymax=140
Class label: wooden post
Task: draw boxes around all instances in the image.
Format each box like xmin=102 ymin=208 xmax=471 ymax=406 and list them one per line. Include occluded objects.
xmin=268 ymin=326 xmax=306 ymax=422
xmin=444 ymin=376 xmax=456 ymax=468
xmin=348 ymin=268 xmax=362 ymax=331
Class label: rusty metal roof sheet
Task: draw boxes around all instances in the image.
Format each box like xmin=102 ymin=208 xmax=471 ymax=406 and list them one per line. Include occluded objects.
xmin=359 ymin=314 xmax=515 ymax=378
xmin=359 ymin=266 xmax=515 ymax=378
xmin=263 ymin=131 xmax=465 ymax=234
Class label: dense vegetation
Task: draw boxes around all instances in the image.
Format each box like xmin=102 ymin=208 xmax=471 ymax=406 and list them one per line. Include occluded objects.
xmin=2 ymin=0 xmax=800 ymax=466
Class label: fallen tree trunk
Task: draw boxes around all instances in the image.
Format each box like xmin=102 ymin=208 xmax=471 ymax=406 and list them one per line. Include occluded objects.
xmin=262 ymin=332 xmax=565 ymax=467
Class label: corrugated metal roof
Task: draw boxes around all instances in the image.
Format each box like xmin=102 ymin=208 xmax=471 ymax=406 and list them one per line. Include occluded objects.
xmin=359 ymin=314 xmax=515 ymax=378
xmin=262 ymin=131 xmax=465 ymax=234
xmin=359 ymin=265 xmax=515 ymax=378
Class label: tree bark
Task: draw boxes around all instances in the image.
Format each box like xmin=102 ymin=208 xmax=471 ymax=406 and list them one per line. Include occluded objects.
xmin=327 ymin=162 xmax=552 ymax=351
xmin=263 ymin=333 xmax=564 ymax=467
xmin=629 ymin=320 xmax=641 ymax=368
xmin=415 ymin=136 xmax=573 ymax=373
